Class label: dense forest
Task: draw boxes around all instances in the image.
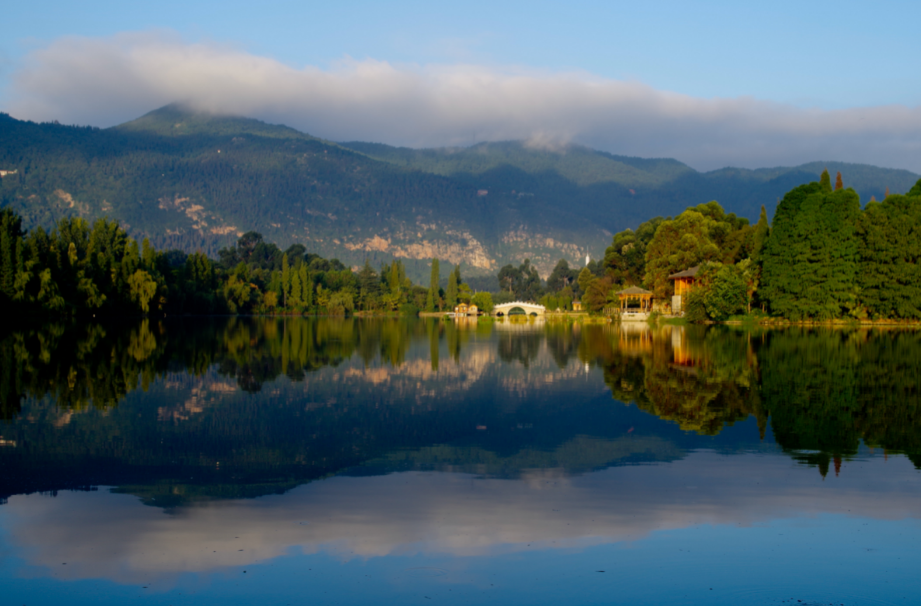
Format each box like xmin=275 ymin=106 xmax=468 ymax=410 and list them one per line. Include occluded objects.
xmin=511 ymin=170 xmax=921 ymax=321
xmin=0 ymin=207 xmax=491 ymax=318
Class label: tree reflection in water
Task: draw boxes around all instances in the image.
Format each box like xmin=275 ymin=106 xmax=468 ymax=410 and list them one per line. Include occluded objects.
xmin=2 ymin=317 xmax=921 ymax=497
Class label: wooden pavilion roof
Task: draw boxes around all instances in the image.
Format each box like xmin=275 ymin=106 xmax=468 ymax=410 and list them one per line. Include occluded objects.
xmin=667 ymin=265 xmax=701 ymax=280
xmin=617 ymin=286 xmax=653 ymax=297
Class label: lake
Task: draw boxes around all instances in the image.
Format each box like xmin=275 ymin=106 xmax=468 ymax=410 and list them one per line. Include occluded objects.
xmin=1 ymin=317 xmax=919 ymax=605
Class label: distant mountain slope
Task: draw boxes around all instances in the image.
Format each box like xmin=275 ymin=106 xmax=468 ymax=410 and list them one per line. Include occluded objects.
xmin=1 ymin=104 xmax=917 ymax=282
xmin=339 ymin=140 xmax=920 ymax=223
xmin=3 ymin=107 xmax=615 ymax=280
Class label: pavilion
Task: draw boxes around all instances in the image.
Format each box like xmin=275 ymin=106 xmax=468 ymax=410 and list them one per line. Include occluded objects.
xmin=616 ymin=286 xmax=654 ymax=320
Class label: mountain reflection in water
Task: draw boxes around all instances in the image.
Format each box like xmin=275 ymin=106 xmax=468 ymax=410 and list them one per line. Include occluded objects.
xmin=2 ymin=318 xmax=921 ymax=501
xmin=1 ymin=318 xmax=920 ymax=603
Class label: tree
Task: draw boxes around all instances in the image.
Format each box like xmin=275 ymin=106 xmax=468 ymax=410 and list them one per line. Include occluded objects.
xmin=577 ymin=267 xmax=596 ymax=294
xmin=516 ymin=259 xmax=543 ymax=301
xmin=327 ymin=291 xmax=354 ymax=315
xmin=281 ymin=253 xmax=290 ymax=308
xmin=289 ymin=270 xmax=303 ymax=308
xmin=498 ymin=264 xmax=520 ymax=294
xmin=471 ymin=291 xmax=494 ymax=313
xmin=428 ymin=258 xmax=440 ymax=311
xmin=603 ymin=218 xmax=665 ymax=287
xmin=445 ymin=266 xmax=458 ymax=309
xmin=358 ymin=260 xmax=380 ymax=310
xmin=857 ymin=189 xmax=921 ymax=319
xmin=128 ymin=270 xmax=158 ymax=313
xmin=761 ymin=180 xmax=861 ymax=320
xmin=704 ymin=264 xmax=747 ymax=321
xmin=546 ymin=259 xmax=576 ymax=293
xmin=835 ymin=171 xmax=843 ymax=191
xmin=299 ymin=264 xmax=312 ymax=310
xmin=643 ymin=209 xmax=719 ymax=297
xmin=749 ymin=205 xmax=770 ymax=265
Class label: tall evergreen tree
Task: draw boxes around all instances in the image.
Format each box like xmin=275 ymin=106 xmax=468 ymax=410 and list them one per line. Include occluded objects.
xmin=298 ymin=264 xmax=310 ymax=309
xmin=761 ymin=180 xmax=861 ymax=319
xmin=445 ymin=266 xmax=458 ymax=309
xmin=750 ymin=205 xmax=770 ymax=264
xmin=428 ymin=258 xmax=440 ymax=311
xmin=281 ymin=253 xmax=290 ymax=308
xmin=857 ymin=185 xmax=921 ymax=318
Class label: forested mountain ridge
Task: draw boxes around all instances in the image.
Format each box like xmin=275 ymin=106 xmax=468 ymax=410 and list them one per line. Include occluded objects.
xmin=0 ymin=106 xmax=609 ymax=281
xmin=339 ymin=140 xmax=920 ymax=227
xmin=1 ymin=104 xmax=917 ymax=282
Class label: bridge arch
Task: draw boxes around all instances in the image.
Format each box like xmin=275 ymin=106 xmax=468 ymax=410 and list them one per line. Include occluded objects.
xmin=492 ymin=301 xmax=546 ymax=317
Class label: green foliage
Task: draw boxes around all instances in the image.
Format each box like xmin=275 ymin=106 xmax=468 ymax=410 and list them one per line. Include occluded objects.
xmin=643 ymin=206 xmax=720 ymax=297
xmin=471 ymin=291 xmax=494 ymax=313
xmin=857 ymin=191 xmax=921 ymax=318
xmin=445 ymin=265 xmax=459 ymax=309
xmin=0 ymin=208 xmax=427 ymax=318
xmin=428 ymin=258 xmax=440 ymax=311
xmin=497 ymin=259 xmax=543 ymax=302
xmin=749 ymin=206 xmax=770 ymax=265
xmin=704 ymin=264 xmax=748 ymax=321
xmin=546 ymin=258 xmax=579 ymax=293
xmin=5 ymin=107 xmax=918 ymax=288
xmin=683 ymin=287 xmax=709 ymax=324
xmin=761 ymin=182 xmax=861 ymax=320
xmin=603 ymin=217 xmax=664 ymax=287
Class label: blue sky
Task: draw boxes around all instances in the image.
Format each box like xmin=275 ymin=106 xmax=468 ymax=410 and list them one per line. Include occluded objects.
xmin=3 ymin=1 xmax=921 ymax=170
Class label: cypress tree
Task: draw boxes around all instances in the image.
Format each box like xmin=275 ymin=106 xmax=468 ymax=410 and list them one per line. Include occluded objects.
xmin=750 ymin=205 xmax=770 ymax=264
xmin=428 ymin=258 xmax=439 ymax=311
xmin=290 ymin=267 xmax=302 ymax=308
xmin=298 ymin=265 xmax=309 ymax=309
xmin=281 ymin=253 xmax=290 ymax=308
xmin=445 ymin=266 xmax=458 ymax=310
xmin=835 ymin=172 xmax=843 ymax=191
xmin=819 ymin=169 xmax=832 ymax=192
xmin=358 ymin=260 xmax=379 ymax=310
xmin=1 ymin=224 xmax=13 ymax=299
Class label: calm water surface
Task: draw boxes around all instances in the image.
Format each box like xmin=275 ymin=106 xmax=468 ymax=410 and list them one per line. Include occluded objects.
xmin=1 ymin=318 xmax=919 ymax=605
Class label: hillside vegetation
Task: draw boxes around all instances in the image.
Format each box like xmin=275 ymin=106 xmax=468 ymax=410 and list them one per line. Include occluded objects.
xmin=2 ymin=104 xmax=917 ymax=283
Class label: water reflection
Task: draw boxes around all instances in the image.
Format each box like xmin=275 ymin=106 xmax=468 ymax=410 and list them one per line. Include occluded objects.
xmin=3 ymin=318 xmax=921 ymax=603
xmin=2 ymin=318 xmax=921 ymax=499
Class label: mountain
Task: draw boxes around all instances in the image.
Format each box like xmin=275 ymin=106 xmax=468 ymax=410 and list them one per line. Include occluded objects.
xmin=339 ymin=140 xmax=920 ymax=225
xmin=1 ymin=104 xmax=917 ymax=282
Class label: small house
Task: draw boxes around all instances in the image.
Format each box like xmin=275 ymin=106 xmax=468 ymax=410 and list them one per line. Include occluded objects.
xmin=667 ymin=266 xmax=700 ymax=314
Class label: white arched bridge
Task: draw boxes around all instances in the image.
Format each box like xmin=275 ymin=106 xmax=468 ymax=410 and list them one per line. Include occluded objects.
xmin=492 ymin=301 xmax=547 ymax=317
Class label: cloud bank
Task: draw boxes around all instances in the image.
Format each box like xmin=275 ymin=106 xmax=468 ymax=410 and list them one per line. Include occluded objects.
xmin=7 ymin=32 xmax=921 ymax=172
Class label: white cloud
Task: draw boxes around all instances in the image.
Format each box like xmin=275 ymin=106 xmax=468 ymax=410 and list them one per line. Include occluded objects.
xmin=6 ymin=31 xmax=921 ymax=172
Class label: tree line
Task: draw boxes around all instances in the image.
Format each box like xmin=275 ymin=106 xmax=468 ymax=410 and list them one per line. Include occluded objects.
xmin=0 ymin=208 xmax=486 ymax=318
xmin=493 ymin=171 xmax=921 ymax=321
